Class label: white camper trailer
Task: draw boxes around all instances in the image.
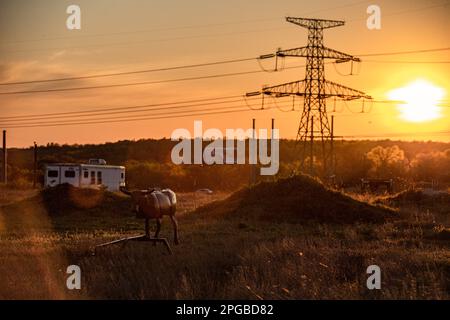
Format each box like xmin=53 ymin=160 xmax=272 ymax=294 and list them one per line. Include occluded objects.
xmin=44 ymin=159 xmax=125 ymax=191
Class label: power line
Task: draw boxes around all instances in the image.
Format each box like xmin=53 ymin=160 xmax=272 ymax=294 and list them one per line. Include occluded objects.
xmin=357 ymin=47 xmax=450 ymax=57
xmin=0 ymin=63 xmax=314 ymax=95
xmin=0 ymin=60 xmax=443 ymax=96
xmin=364 ymin=60 xmax=450 ymax=64
xmin=2 ymin=1 xmax=446 ymax=61
xmin=0 ymin=57 xmax=256 ymax=86
xmin=343 ymin=131 xmax=450 ymax=138
xmin=0 ymin=104 xmax=251 ymax=126
xmin=0 ymin=97 xmax=261 ymax=122
xmin=2 ymin=0 xmax=444 ymax=59
xmin=347 ymin=0 xmax=450 ymax=23
xmin=1 ymin=0 xmax=371 ymax=46
xmin=1 ymin=47 xmax=448 ymax=92
xmin=306 ymin=0 xmax=369 ymax=16
xmin=0 ymin=105 xmax=276 ymax=129
xmin=1 ymin=27 xmax=292 ymax=55
xmin=0 ymin=70 xmax=266 ymax=95
xmin=1 ymin=18 xmax=283 ymax=46
xmin=2 ymin=96 xmax=449 ymax=129
xmin=2 ymin=96 xmax=449 ymax=124
xmin=0 ymin=95 xmax=244 ymax=120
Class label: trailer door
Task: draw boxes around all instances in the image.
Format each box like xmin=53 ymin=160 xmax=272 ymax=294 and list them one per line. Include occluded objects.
xmin=45 ymin=166 xmax=60 ymax=187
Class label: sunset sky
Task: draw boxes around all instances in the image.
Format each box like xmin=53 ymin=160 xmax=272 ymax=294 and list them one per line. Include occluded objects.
xmin=0 ymin=0 xmax=449 ymax=147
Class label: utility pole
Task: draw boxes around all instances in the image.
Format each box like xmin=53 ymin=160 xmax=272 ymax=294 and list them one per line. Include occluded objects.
xmin=33 ymin=142 xmax=38 ymax=188
xmin=310 ymin=116 xmax=314 ymax=175
xmin=331 ymin=115 xmax=335 ymax=176
xmin=250 ymin=118 xmax=256 ymax=185
xmin=2 ymin=130 xmax=6 ymax=184
xmin=271 ymin=118 xmax=275 ymax=139
xmin=248 ymin=17 xmax=371 ymax=177
xmin=271 ymin=118 xmax=275 ymax=161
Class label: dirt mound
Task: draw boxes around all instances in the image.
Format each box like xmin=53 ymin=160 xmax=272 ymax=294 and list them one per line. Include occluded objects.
xmin=194 ymin=175 xmax=396 ymax=224
xmin=18 ymin=183 xmax=131 ymax=216
xmin=39 ymin=183 xmax=130 ymax=215
xmin=376 ymin=189 xmax=450 ymax=214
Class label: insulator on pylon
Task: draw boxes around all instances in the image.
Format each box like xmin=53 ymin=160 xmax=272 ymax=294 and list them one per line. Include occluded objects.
xmin=246 ymin=91 xmax=261 ymax=97
xmin=335 ymin=58 xmax=350 ymax=64
xmin=259 ymin=53 xmax=276 ymax=59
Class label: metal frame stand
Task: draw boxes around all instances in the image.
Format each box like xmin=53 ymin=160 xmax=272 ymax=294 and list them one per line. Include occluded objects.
xmin=93 ymin=218 xmax=172 ymax=255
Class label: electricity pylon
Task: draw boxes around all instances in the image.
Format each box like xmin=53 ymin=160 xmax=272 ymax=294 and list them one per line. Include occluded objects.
xmin=251 ymin=17 xmax=371 ymax=176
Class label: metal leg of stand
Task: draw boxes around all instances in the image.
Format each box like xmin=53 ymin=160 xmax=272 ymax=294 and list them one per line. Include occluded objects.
xmin=93 ymin=219 xmax=173 ymax=255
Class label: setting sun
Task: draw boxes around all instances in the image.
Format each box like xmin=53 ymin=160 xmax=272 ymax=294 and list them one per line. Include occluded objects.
xmin=388 ymin=79 xmax=445 ymax=123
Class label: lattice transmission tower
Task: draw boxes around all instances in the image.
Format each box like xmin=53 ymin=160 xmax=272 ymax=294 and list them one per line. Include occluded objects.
xmin=251 ymin=17 xmax=371 ymax=176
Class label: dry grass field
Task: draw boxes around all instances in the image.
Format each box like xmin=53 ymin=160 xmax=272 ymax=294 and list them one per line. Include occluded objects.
xmin=0 ymin=176 xmax=448 ymax=300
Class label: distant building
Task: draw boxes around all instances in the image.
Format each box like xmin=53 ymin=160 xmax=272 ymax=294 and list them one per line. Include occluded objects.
xmin=44 ymin=159 xmax=125 ymax=191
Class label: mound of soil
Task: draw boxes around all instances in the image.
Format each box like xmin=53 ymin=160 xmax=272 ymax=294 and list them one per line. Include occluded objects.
xmin=1 ymin=183 xmax=131 ymax=216
xmin=38 ymin=183 xmax=131 ymax=215
xmin=376 ymin=189 xmax=450 ymax=214
xmin=195 ymin=175 xmax=396 ymax=224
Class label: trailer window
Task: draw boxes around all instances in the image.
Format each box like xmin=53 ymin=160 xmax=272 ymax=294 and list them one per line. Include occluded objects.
xmin=48 ymin=170 xmax=58 ymax=178
xmin=90 ymin=171 xmax=95 ymax=184
xmin=64 ymin=170 xmax=76 ymax=178
xmin=121 ymin=172 xmax=124 ymax=179
xmin=97 ymin=171 xmax=102 ymax=184
xmin=84 ymin=171 xmax=89 ymax=178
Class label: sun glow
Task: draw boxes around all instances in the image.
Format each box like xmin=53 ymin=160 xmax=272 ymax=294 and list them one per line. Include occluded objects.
xmin=388 ymin=79 xmax=445 ymax=123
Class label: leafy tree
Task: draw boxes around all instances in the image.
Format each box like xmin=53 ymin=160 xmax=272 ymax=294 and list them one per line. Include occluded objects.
xmin=410 ymin=149 xmax=450 ymax=181
xmin=366 ymin=145 xmax=408 ymax=178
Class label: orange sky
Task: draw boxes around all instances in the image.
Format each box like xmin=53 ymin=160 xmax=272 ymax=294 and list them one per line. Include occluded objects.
xmin=0 ymin=0 xmax=449 ymax=147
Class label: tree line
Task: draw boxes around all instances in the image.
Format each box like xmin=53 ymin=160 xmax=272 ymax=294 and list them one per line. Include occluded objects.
xmin=5 ymin=139 xmax=450 ymax=191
